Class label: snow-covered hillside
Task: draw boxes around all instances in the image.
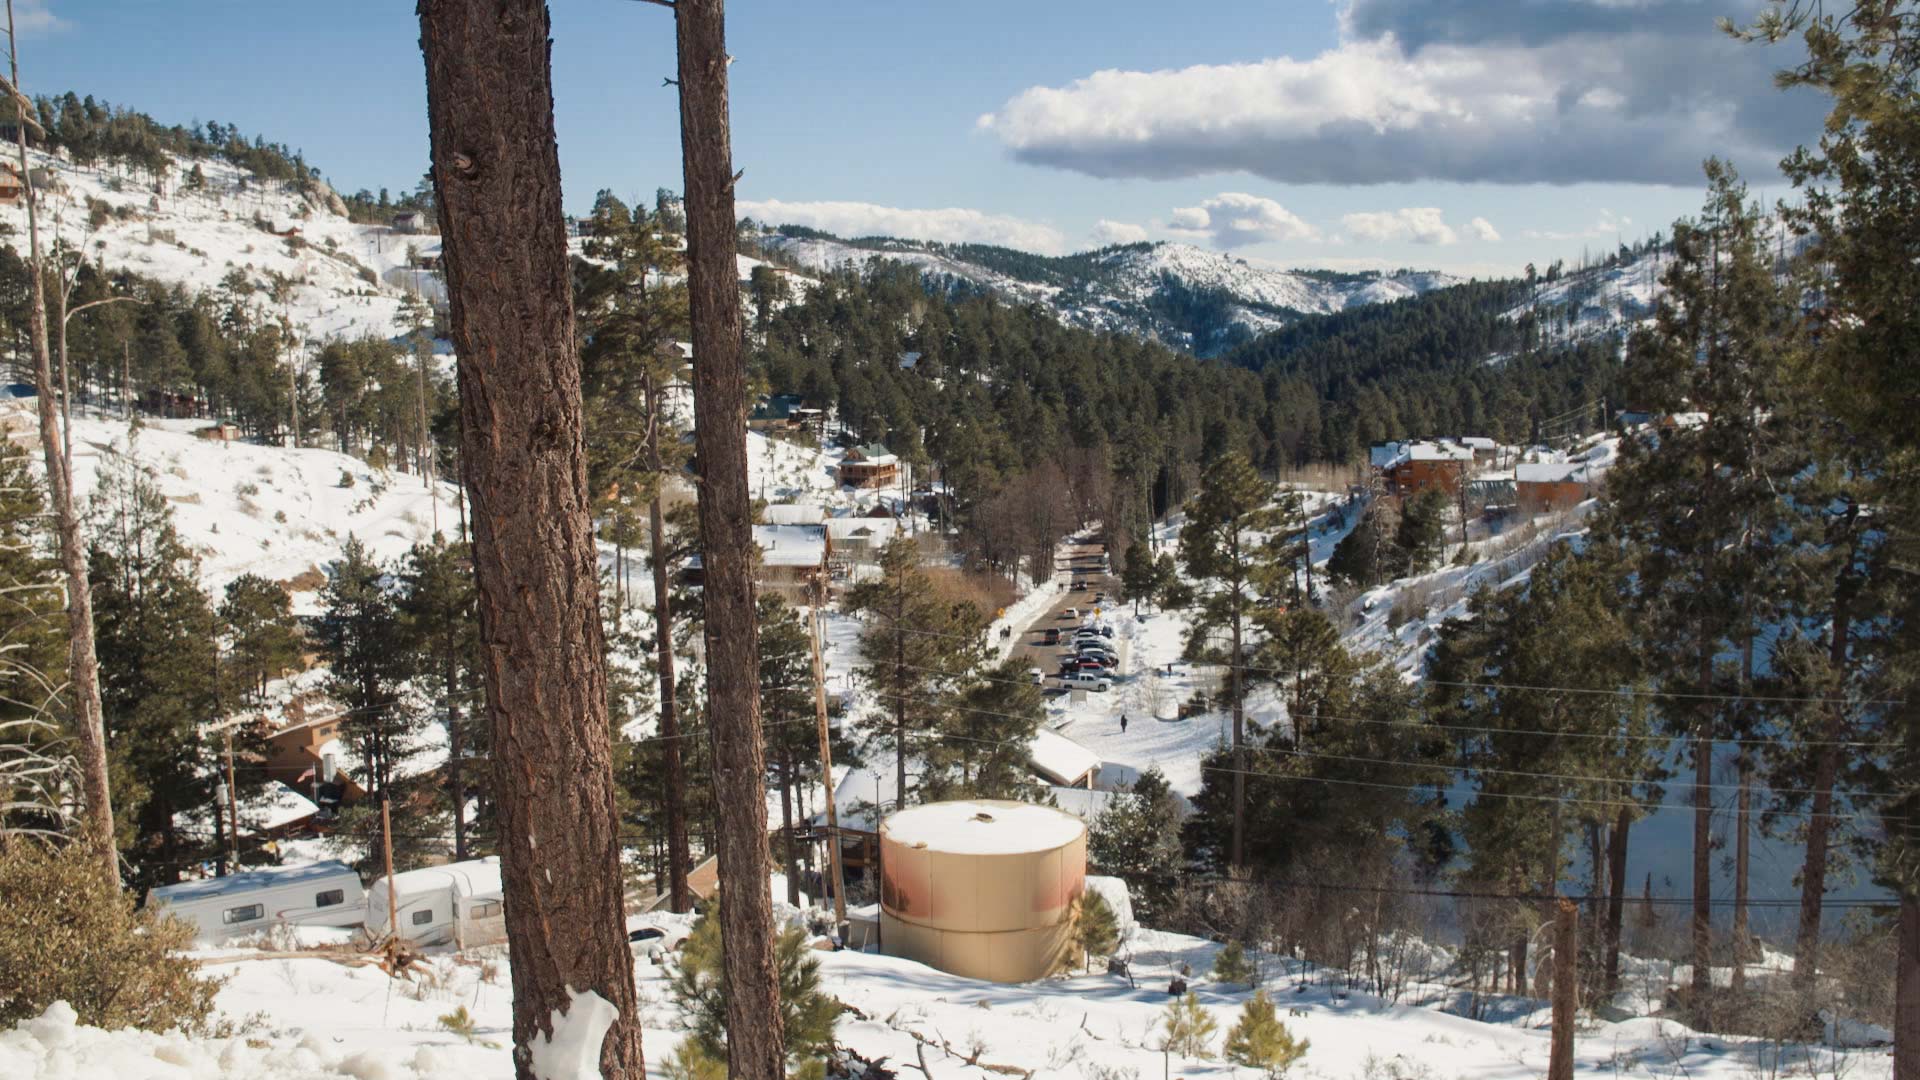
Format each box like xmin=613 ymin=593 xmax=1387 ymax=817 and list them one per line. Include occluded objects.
xmin=0 ymin=150 xmax=428 ymax=345
xmin=752 ymin=233 xmax=1460 ymax=356
xmin=44 ymin=405 xmax=456 ymax=613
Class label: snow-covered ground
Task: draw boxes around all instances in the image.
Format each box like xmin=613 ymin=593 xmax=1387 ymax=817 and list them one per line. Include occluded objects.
xmin=1 ymin=150 xmax=424 ymax=346
xmin=2 ymin=914 xmax=1891 ymax=1080
xmin=50 ymin=406 xmax=456 ymax=613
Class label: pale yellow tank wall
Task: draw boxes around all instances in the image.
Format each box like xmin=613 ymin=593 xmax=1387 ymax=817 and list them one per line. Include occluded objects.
xmin=878 ymin=803 xmax=1088 ymax=983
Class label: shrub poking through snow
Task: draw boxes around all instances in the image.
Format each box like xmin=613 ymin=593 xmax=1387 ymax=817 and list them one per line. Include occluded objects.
xmin=1157 ymin=991 xmax=1216 ymax=1059
xmin=1224 ymin=991 xmax=1308 ymax=1077
xmin=0 ymin=839 xmax=221 ymax=1031
xmin=1211 ymin=939 xmax=1256 ymax=988
xmin=1074 ymin=889 xmax=1120 ymax=972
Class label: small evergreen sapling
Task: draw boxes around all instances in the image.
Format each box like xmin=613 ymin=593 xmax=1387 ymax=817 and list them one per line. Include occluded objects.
xmin=1223 ymin=991 xmax=1308 ymax=1077
xmin=671 ymin=904 xmax=840 ymax=1077
xmin=1074 ymin=888 xmax=1120 ymax=971
xmin=1210 ymin=939 xmax=1256 ymax=988
xmin=1158 ymin=991 xmax=1217 ymax=1059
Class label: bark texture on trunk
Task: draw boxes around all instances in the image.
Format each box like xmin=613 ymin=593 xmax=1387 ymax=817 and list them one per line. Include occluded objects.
xmin=1899 ymin=891 xmax=1920 ymax=1080
xmin=1796 ymin=596 xmax=1852 ymax=989
xmin=646 ymin=372 xmax=691 ymax=913
xmin=9 ymin=31 xmax=115 ymax=888
xmin=1731 ymin=760 xmax=1751 ymax=996
xmin=675 ymin=2 xmax=788 ymax=1077
xmin=1604 ymin=811 xmax=1629 ymax=995
xmin=417 ymin=4 xmax=642 ymax=1076
xmin=1548 ymin=899 xmax=1577 ymax=1080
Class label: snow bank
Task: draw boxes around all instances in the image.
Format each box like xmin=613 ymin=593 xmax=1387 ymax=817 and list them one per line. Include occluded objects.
xmin=0 ymin=1000 xmax=494 ymax=1080
xmin=529 ymin=987 xmax=618 ymax=1080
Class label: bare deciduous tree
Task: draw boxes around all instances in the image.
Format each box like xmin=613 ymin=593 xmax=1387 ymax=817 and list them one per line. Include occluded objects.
xmin=4 ymin=0 xmax=116 ymax=888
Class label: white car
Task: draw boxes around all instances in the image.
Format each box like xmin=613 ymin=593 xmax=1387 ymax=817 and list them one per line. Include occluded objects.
xmin=1062 ymin=607 xmax=1080 ymax=620
xmin=1057 ymin=672 xmax=1112 ymax=692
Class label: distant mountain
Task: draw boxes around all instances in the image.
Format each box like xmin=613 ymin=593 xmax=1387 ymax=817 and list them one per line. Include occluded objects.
xmin=744 ymin=229 xmax=1462 ymax=358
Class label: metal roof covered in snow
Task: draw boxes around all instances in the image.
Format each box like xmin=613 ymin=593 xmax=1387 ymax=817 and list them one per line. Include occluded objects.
xmin=1029 ymin=729 xmax=1102 ymax=787
xmin=1515 ymin=462 xmax=1592 ymax=484
xmin=148 ymin=859 xmax=359 ymax=905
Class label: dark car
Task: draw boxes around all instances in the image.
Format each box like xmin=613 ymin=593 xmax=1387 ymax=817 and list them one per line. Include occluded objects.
xmin=1043 ymin=627 xmax=1060 ymax=644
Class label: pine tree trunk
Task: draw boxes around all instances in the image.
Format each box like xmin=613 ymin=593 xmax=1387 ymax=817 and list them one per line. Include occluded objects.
xmin=1795 ymin=597 xmax=1852 ymax=989
xmin=418 ymin=4 xmax=643 ymax=1076
xmin=1731 ymin=759 xmax=1751 ymax=996
xmin=1605 ymin=811 xmax=1629 ymax=996
xmin=9 ymin=36 xmax=116 ymax=890
xmin=781 ymin=748 xmax=799 ymax=907
xmin=447 ymin=642 xmax=467 ymax=862
xmin=1230 ymin=548 xmax=1246 ymax=868
xmin=1691 ymin=635 xmax=1713 ymax=1002
xmin=1899 ymin=890 xmax=1920 ymax=1080
xmin=674 ymin=3 xmax=788 ymax=1078
xmin=645 ymin=373 xmax=691 ymax=913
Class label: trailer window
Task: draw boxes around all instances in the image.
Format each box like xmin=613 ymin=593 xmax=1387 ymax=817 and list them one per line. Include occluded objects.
xmin=469 ymin=901 xmax=501 ymax=919
xmin=315 ymin=889 xmax=345 ymax=908
xmin=222 ymin=903 xmax=264 ymax=925
xmin=411 ymin=908 xmax=434 ymax=926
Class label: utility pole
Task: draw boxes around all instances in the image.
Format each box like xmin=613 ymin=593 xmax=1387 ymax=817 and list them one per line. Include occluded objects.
xmin=225 ymin=727 xmax=240 ymax=874
xmin=808 ymin=574 xmax=847 ymax=932
xmin=381 ymin=795 xmax=399 ymax=942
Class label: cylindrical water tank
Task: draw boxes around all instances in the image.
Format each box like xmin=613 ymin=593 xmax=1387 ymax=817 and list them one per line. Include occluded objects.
xmin=878 ymin=799 xmax=1087 ymax=983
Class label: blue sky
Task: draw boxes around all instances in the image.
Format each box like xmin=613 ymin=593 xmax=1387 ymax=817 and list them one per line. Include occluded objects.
xmin=25 ymin=0 xmax=1829 ymax=276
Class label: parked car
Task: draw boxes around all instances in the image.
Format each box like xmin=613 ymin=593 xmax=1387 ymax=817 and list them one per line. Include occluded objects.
xmin=1028 ymin=668 xmax=1046 ymax=686
xmin=1078 ymin=651 xmax=1118 ymax=667
xmin=1057 ymin=672 xmax=1113 ymax=692
xmin=627 ymin=920 xmax=692 ymax=961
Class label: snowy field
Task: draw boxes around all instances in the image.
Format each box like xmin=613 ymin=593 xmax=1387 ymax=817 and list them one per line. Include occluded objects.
xmin=1 ymin=916 xmax=1890 ymax=1080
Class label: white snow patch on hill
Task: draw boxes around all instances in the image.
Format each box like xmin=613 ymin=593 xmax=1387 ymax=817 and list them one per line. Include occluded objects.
xmin=0 ymin=150 xmax=427 ymax=345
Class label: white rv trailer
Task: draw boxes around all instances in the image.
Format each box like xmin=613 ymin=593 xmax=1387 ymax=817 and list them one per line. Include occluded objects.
xmin=146 ymin=860 xmax=366 ymax=944
xmin=365 ymin=856 xmax=505 ymax=948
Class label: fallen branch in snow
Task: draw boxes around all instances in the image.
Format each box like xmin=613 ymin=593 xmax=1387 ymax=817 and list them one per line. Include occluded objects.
xmin=891 ymin=1021 xmax=1032 ymax=1080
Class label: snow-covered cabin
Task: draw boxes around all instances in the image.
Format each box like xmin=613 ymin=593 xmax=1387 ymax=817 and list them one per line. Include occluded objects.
xmin=1515 ymin=461 xmax=1594 ymax=514
xmin=1030 ymin=729 xmax=1102 ymax=789
xmin=391 ymin=210 xmax=429 ymax=234
xmin=365 ymin=857 xmax=505 ymax=948
xmin=838 ymin=444 xmax=899 ymax=490
xmin=825 ymin=517 xmax=901 ymax=563
xmin=1371 ymin=440 xmax=1475 ymax=496
xmin=685 ymin=524 xmax=828 ymax=602
xmin=147 ymin=860 xmax=365 ymax=943
xmin=764 ymin=501 xmax=827 ymax=526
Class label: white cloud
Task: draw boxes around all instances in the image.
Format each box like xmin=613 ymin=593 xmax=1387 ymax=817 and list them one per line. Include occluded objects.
xmin=735 ymin=199 xmax=1068 ymax=255
xmin=1089 ymin=219 xmax=1150 ymax=246
xmin=978 ymin=10 xmax=1815 ymax=186
xmin=1342 ymin=207 xmax=1457 ymax=245
xmin=1465 ymin=216 xmax=1501 ymax=242
xmin=1521 ymin=208 xmax=1632 ymax=241
xmin=13 ymin=0 xmax=63 ymax=33
xmin=1165 ymin=192 xmax=1318 ymax=249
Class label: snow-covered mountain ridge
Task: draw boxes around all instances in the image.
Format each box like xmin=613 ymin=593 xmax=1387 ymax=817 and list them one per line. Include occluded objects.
xmin=750 ymin=232 xmax=1462 ymax=357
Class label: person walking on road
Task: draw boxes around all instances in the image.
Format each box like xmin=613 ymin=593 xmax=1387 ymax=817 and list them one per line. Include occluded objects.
xmin=1120 ymin=713 xmax=1129 ymax=733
